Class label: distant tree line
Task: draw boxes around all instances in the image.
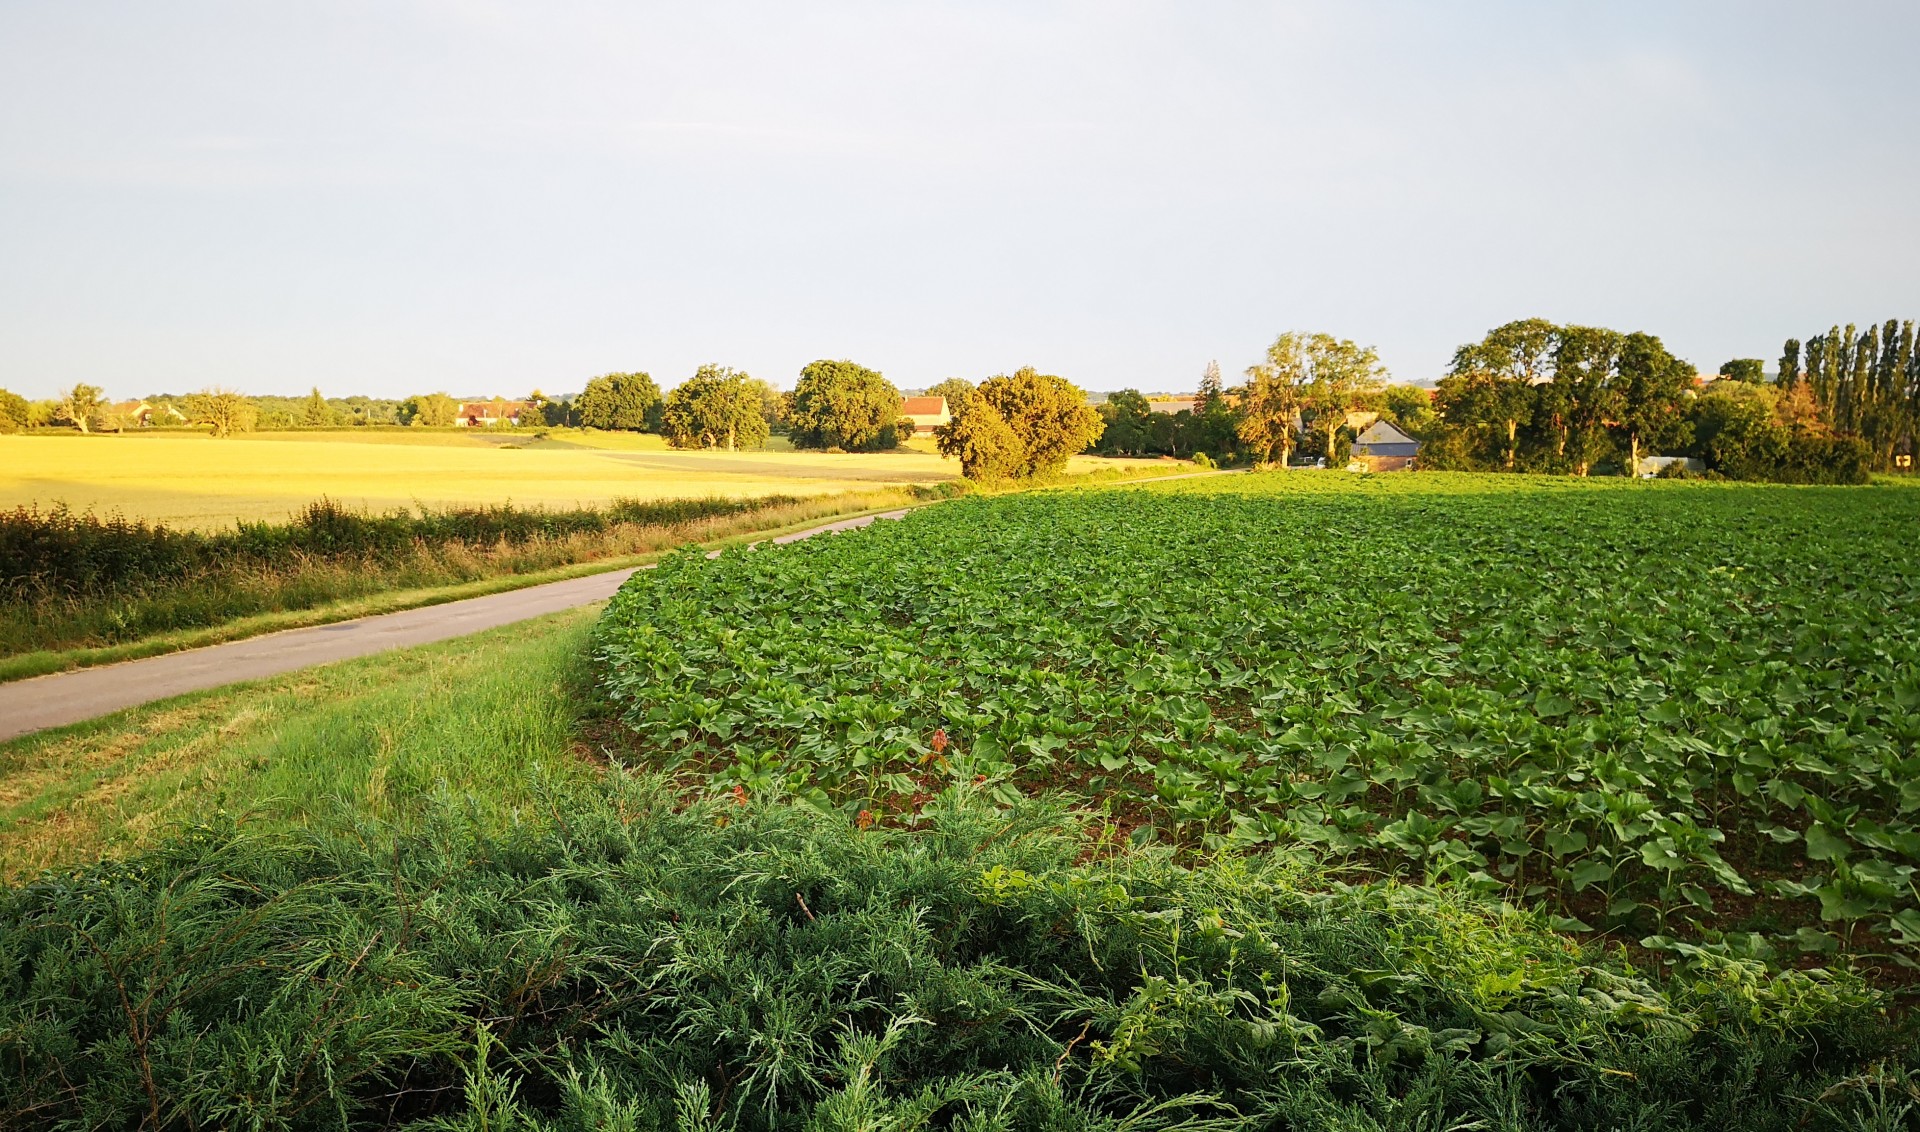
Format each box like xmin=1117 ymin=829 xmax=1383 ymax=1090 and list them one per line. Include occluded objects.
xmin=1086 ymin=336 xmax=1431 ymax=470
xmin=1422 ymin=316 xmax=1915 ymax=482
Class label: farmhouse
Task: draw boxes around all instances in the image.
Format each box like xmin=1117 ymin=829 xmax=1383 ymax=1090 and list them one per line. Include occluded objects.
xmin=899 ymin=396 xmax=950 ymax=434
xmin=455 ymin=400 xmax=533 ymax=427
xmin=1352 ymin=419 xmax=1421 ymax=470
xmin=107 ymin=401 xmax=186 ymax=428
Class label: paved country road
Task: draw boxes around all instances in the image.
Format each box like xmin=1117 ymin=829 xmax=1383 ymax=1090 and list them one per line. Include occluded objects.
xmin=0 ymin=509 xmax=912 ymax=744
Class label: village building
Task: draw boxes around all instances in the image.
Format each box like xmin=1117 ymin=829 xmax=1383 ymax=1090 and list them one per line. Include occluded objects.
xmin=455 ymin=400 xmax=533 ymax=427
xmin=1351 ymin=419 xmax=1421 ymax=470
xmin=899 ymin=396 xmax=950 ymax=434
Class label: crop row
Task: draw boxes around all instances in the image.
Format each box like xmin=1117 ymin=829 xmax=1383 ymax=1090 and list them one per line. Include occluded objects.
xmin=596 ymin=473 xmax=1920 ymax=974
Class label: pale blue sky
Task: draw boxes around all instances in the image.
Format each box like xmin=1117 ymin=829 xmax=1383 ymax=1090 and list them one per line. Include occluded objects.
xmin=3 ymin=1 xmax=1916 ymax=400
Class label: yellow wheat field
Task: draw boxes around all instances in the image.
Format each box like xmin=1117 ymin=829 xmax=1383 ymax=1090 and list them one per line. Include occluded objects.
xmin=0 ymin=429 xmax=1161 ymax=528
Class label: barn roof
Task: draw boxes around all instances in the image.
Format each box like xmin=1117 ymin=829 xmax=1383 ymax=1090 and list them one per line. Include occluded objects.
xmin=900 ymin=396 xmax=947 ymax=415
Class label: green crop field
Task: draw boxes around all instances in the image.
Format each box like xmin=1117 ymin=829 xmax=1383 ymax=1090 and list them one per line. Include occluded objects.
xmin=0 ymin=430 xmax=1161 ymax=529
xmin=597 ymin=471 xmax=1920 ymax=978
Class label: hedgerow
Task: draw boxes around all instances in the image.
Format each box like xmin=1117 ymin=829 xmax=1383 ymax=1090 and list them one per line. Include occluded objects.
xmin=0 ymin=492 xmax=918 ymax=659
xmin=0 ymin=497 xmax=797 ymax=597
xmin=2 ymin=776 xmax=1913 ymax=1130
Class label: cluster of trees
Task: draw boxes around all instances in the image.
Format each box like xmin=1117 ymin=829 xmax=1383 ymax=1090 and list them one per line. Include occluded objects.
xmin=1423 ymin=319 xmax=1696 ymax=476
xmin=1780 ymin=319 xmax=1918 ymax=471
xmin=1421 ymin=316 xmax=1913 ymax=482
xmin=1090 ymin=336 xmax=1427 ymax=468
xmin=565 ymin=360 xmax=930 ymax=454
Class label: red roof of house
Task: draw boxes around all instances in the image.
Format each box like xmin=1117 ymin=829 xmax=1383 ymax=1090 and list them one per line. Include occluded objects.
xmin=456 ymin=401 xmax=531 ymax=416
xmin=900 ymin=396 xmax=947 ymax=415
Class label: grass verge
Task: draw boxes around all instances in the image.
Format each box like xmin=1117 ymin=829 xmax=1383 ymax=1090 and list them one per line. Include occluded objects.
xmin=0 ymin=464 xmax=1209 ymax=685
xmin=0 ymin=607 xmax=601 ymax=881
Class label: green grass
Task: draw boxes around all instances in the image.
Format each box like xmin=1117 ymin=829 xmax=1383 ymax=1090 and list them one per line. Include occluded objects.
xmin=593 ymin=471 xmax=1920 ymax=980
xmin=5 ymin=775 xmax=1915 ymax=1131
xmin=0 ymin=607 xmax=600 ymax=881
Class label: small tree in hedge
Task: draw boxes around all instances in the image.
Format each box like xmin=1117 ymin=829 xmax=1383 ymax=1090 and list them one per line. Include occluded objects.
xmin=788 ymin=360 xmax=902 ymax=451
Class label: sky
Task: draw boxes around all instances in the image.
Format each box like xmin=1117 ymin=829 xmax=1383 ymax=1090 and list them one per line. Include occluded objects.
xmin=2 ymin=1 xmax=1917 ymax=401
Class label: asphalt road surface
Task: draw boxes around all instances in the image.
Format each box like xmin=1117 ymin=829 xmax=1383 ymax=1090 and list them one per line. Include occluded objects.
xmin=0 ymin=508 xmax=911 ymax=743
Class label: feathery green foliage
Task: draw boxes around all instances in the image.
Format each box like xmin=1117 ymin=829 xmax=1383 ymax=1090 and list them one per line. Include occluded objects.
xmin=3 ymin=777 xmax=1912 ymax=1130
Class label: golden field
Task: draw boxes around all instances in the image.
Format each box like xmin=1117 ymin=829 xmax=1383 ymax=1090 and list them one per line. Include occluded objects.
xmin=0 ymin=429 xmax=1162 ymax=528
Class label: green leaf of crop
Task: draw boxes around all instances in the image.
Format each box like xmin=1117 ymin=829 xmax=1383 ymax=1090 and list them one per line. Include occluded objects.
xmin=1533 ymin=692 xmax=1574 ymax=719
xmin=1803 ymin=824 xmax=1851 ymax=862
xmin=1568 ymin=860 xmax=1613 ymax=890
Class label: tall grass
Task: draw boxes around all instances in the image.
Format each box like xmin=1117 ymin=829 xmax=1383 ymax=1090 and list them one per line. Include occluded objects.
xmin=1 ymin=777 xmax=1913 ymax=1130
xmin=0 ymin=491 xmax=926 ymax=657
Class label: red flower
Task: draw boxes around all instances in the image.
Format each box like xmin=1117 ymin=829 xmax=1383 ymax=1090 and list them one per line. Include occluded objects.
xmin=731 ymin=784 xmax=749 ymax=806
xmin=856 ymin=809 xmax=875 ymax=830
xmin=931 ymin=728 xmax=949 ymax=754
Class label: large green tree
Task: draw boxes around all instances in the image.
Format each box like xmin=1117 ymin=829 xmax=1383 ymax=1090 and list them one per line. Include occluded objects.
xmin=934 ymin=387 xmax=1025 ymax=478
xmin=183 ymin=389 xmax=258 ymax=439
xmin=1096 ymin=389 xmax=1154 ymax=456
xmin=1552 ymin=326 xmax=1625 ymax=476
xmin=1282 ymin=333 xmax=1388 ymax=465
xmin=1186 ymin=360 xmax=1241 ymax=459
xmin=1236 ymin=341 xmax=1305 ymax=465
xmin=403 ymin=393 xmax=458 ymax=427
xmin=1777 ymin=339 xmax=1801 ymax=389
xmin=787 ymin=360 xmax=902 ymax=451
xmin=1615 ymin=332 xmax=1695 ymax=472
xmin=1440 ymin=319 xmax=1559 ymax=470
xmin=1434 ymin=370 xmax=1534 ymax=470
xmin=55 ymin=383 xmax=107 ymax=434
xmin=662 ymin=366 xmax=769 ymax=451
xmin=0 ymin=388 xmax=28 ymax=433
xmin=926 ymin=377 xmax=974 ymax=410
xmin=936 ymin=367 xmax=1102 ymax=478
xmin=576 ymin=372 xmax=663 ymax=431
xmin=1718 ymin=358 xmax=1765 ymax=384
xmin=301 ymin=387 xmax=334 ymax=427
xmin=1380 ymin=384 xmax=1437 ymax=436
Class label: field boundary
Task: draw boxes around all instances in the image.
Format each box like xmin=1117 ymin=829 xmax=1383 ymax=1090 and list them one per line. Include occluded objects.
xmin=2 ymin=462 xmax=1221 ymax=685
xmin=0 ymin=499 xmax=914 ymax=685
